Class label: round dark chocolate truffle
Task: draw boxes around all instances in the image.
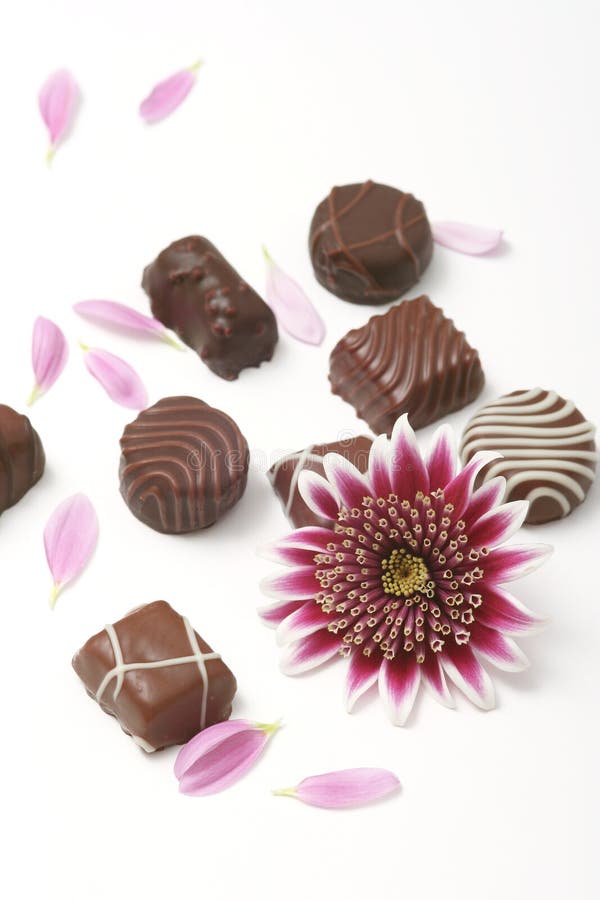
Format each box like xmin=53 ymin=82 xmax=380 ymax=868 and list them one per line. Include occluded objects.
xmin=0 ymin=404 xmax=45 ymax=514
xmin=460 ymin=388 xmax=597 ymax=525
xmin=119 ymin=396 xmax=249 ymax=534
xmin=309 ymin=180 xmax=433 ymax=305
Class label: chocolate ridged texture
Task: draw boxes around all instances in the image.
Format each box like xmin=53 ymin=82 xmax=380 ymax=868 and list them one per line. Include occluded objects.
xmin=142 ymin=236 xmax=278 ymax=380
xmin=72 ymin=601 xmax=237 ymax=752
xmin=0 ymin=404 xmax=45 ymax=514
xmin=460 ymin=388 xmax=597 ymax=525
xmin=268 ymin=436 xmax=373 ymax=529
xmin=309 ymin=180 xmax=433 ymax=305
xmin=329 ymin=295 xmax=485 ymax=435
xmin=119 ymin=396 xmax=249 ymax=534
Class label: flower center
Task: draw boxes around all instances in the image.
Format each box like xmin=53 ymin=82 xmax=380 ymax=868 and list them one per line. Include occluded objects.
xmin=381 ymin=548 xmax=430 ymax=599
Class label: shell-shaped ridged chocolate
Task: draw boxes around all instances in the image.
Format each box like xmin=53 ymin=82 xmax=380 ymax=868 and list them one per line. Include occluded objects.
xmin=119 ymin=396 xmax=249 ymax=534
xmin=309 ymin=180 xmax=433 ymax=305
xmin=0 ymin=404 xmax=45 ymax=514
xmin=460 ymin=388 xmax=597 ymax=524
xmin=329 ymin=295 xmax=485 ymax=435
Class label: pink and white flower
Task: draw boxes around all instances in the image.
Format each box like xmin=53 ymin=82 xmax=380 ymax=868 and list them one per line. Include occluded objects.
xmin=260 ymin=416 xmax=550 ymax=725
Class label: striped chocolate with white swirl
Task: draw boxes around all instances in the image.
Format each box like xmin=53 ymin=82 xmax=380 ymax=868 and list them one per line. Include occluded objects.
xmin=460 ymin=388 xmax=597 ymax=524
xmin=0 ymin=404 xmax=45 ymax=515
xmin=119 ymin=396 xmax=249 ymax=534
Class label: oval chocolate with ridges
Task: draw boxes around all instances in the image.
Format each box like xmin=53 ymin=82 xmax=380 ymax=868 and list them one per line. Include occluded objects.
xmin=0 ymin=404 xmax=45 ymax=514
xmin=460 ymin=388 xmax=597 ymax=525
xmin=119 ymin=396 xmax=249 ymax=534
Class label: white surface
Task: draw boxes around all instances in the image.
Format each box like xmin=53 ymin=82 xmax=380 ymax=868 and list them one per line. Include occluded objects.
xmin=1 ymin=1 xmax=599 ymax=898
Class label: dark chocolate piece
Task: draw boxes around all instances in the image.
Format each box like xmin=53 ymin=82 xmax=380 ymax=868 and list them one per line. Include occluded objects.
xmin=329 ymin=295 xmax=484 ymax=434
xmin=309 ymin=180 xmax=433 ymax=305
xmin=268 ymin=436 xmax=373 ymax=528
xmin=0 ymin=404 xmax=45 ymax=514
xmin=119 ymin=396 xmax=249 ymax=534
xmin=460 ymin=388 xmax=597 ymax=525
xmin=72 ymin=601 xmax=236 ymax=751
xmin=142 ymin=236 xmax=278 ymax=380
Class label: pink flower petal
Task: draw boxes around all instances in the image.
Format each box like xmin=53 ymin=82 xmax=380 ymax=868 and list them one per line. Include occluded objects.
xmin=463 ymin=476 xmax=506 ymax=530
xmin=139 ymin=61 xmax=202 ymax=124
xmin=475 ymin=586 xmax=545 ymax=636
xmin=484 ymin=543 xmax=553 ymax=584
xmin=274 ymin=768 xmax=400 ymax=809
xmin=28 ymin=316 xmax=69 ymax=405
xmin=378 ymin=656 xmax=421 ymax=726
xmin=258 ymin=599 xmax=306 ymax=628
xmin=263 ymin=247 xmax=325 ymax=345
xmin=432 ymin=221 xmax=503 ymax=255
xmin=175 ymin=719 xmax=280 ymax=797
xmin=279 ymin=629 xmax=340 ymax=675
xmin=441 ymin=643 xmax=495 ymax=709
xmin=276 ymin=601 xmax=327 ymax=646
xmin=421 ymin=654 xmax=455 ymax=708
xmin=259 ymin=542 xmax=319 ymax=568
xmin=368 ymin=434 xmax=393 ymax=498
xmin=444 ymin=450 xmax=501 ymax=518
xmin=345 ymin=652 xmax=381 ymax=712
xmin=261 ymin=567 xmax=319 ymax=601
xmin=469 ymin=623 xmax=529 ymax=672
xmin=390 ymin=415 xmax=430 ymax=498
xmin=426 ymin=425 xmax=457 ymax=490
xmin=468 ymin=500 xmax=529 ymax=549
xmin=298 ymin=470 xmax=341 ymax=521
xmin=38 ymin=69 xmax=80 ymax=160
xmin=81 ymin=345 xmax=148 ymax=410
xmin=322 ymin=453 xmax=372 ymax=511
xmin=73 ymin=300 xmax=182 ymax=348
xmin=274 ymin=526 xmax=334 ymax=552
xmin=43 ymin=493 xmax=99 ymax=608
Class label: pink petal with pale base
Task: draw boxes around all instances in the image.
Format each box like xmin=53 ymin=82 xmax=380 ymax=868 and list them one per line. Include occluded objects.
xmin=345 ymin=652 xmax=381 ymax=712
xmin=484 ymin=544 xmax=553 ymax=583
xmin=442 ymin=643 xmax=495 ymax=709
xmin=322 ymin=453 xmax=372 ymax=511
xmin=469 ymin=623 xmax=529 ymax=672
xmin=258 ymin=599 xmax=306 ymax=628
xmin=421 ymin=654 xmax=455 ymax=708
xmin=379 ymin=657 xmax=421 ymax=725
xmin=274 ymin=768 xmax=400 ymax=809
xmin=44 ymin=493 xmax=99 ymax=608
xmin=174 ymin=719 xmax=251 ymax=780
xmin=390 ymin=416 xmax=429 ymax=497
xmin=368 ymin=435 xmax=393 ymax=498
xmin=28 ymin=316 xmax=69 ymax=405
xmin=259 ymin=542 xmax=320 ymax=567
xmin=274 ymin=526 xmax=333 ymax=552
xmin=263 ymin=247 xmax=325 ymax=345
xmin=261 ymin=567 xmax=318 ymax=600
xmin=279 ymin=629 xmax=340 ymax=675
xmin=444 ymin=450 xmax=502 ymax=518
xmin=74 ymin=300 xmax=181 ymax=348
xmin=81 ymin=346 xmax=148 ymax=410
xmin=298 ymin=470 xmax=341 ymax=520
xmin=475 ymin=585 xmax=545 ymax=635
xmin=432 ymin=221 xmax=503 ymax=255
xmin=38 ymin=69 xmax=79 ymax=161
xmin=468 ymin=500 xmax=529 ymax=550
xmin=140 ymin=62 xmax=202 ymax=123
xmin=276 ymin=602 xmax=329 ymax=646
xmin=425 ymin=425 xmax=457 ymax=489
xmin=463 ymin=477 xmax=506 ymax=530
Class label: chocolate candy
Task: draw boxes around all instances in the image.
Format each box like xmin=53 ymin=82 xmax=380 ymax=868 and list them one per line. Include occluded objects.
xmin=119 ymin=396 xmax=249 ymax=534
xmin=72 ymin=601 xmax=236 ymax=751
xmin=142 ymin=236 xmax=278 ymax=380
xmin=309 ymin=180 xmax=433 ymax=305
xmin=0 ymin=404 xmax=45 ymax=514
xmin=268 ymin=436 xmax=373 ymax=528
xmin=460 ymin=388 xmax=597 ymax=524
xmin=329 ymin=295 xmax=484 ymax=435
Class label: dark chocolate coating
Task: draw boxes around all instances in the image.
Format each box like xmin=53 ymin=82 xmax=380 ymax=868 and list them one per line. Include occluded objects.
xmin=119 ymin=396 xmax=249 ymax=534
xmin=309 ymin=180 xmax=433 ymax=305
xmin=72 ymin=601 xmax=237 ymax=751
xmin=460 ymin=388 xmax=597 ymax=525
xmin=142 ymin=236 xmax=278 ymax=380
xmin=0 ymin=404 xmax=45 ymax=514
xmin=329 ymin=295 xmax=484 ymax=434
xmin=268 ymin=436 xmax=373 ymax=529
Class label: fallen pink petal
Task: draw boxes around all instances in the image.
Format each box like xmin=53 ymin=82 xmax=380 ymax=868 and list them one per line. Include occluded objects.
xmin=139 ymin=60 xmax=203 ymax=123
xmin=73 ymin=300 xmax=182 ymax=349
xmin=273 ymin=768 xmax=400 ymax=809
xmin=44 ymin=493 xmax=99 ymax=608
xmin=38 ymin=69 xmax=80 ymax=162
xmin=263 ymin=246 xmax=325 ymax=345
xmin=432 ymin=221 xmax=503 ymax=255
xmin=80 ymin=344 xmax=148 ymax=410
xmin=28 ymin=316 xmax=69 ymax=405
xmin=175 ymin=718 xmax=281 ymax=797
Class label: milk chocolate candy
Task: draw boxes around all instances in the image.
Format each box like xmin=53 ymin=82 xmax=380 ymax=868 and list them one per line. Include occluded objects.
xmin=460 ymin=388 xmax=597 ymax=524
xmin=119 ymin=396 xmax=249 ymax=534
xmin=0 ymin=404 xmax=45 ymax=514
xmin=142 ymin=236 xmax=278 ymax=380
xmin=72 ymin=601 xmax=237 ymax=752
xmin=268 ymin=436 xmax=373 ymax=528
xmin=309 ymin=180 xmax=433 ymax=305
xmin=329 ymin=295 xmax=484 ymax=434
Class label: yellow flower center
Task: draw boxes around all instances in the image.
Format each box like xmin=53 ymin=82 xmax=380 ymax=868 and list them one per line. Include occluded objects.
xmin=381 ymin=548 xmax=430 ymax=598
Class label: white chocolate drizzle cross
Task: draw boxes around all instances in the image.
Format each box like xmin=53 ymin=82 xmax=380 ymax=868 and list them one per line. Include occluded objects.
xmin=96 ymin=617 xmax=221 ymax=732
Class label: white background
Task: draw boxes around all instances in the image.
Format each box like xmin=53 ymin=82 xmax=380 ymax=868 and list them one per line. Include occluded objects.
xmin=1 ymin=1 xmax=599 ymax=898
